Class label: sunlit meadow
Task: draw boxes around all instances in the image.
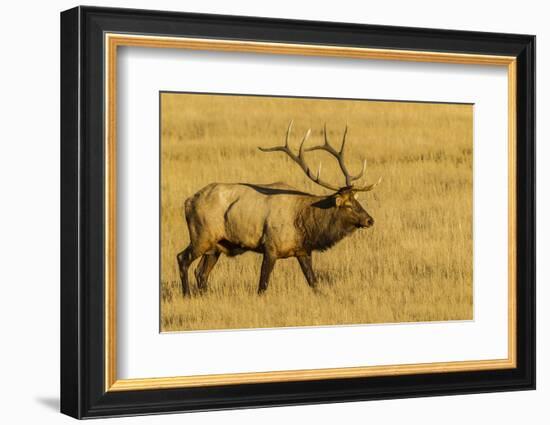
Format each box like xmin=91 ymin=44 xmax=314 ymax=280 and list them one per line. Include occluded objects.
xmin=160 ymin=93 xmax=473 ymax=332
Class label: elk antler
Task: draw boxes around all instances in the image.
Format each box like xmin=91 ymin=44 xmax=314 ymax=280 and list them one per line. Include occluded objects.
xmin=352 ymin=175 xmax=383 ymax=192
xmin=305 ymin=123 xmax=381 ymax=192
xmin=259 ymin=121 xmax=381 ymax=192
xmin=258 ymin=121 xmax=340 ymax=191
xmin=304 ymin=123 xmax=367 ymax=187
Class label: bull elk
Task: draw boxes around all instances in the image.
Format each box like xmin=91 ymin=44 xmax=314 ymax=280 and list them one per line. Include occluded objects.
xmin=177 ymin=121 xmax=381 ymax=296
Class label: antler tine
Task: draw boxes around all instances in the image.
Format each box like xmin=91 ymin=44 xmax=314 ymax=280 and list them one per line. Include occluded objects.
xmin=348 ymin=159 xmax=367 ymax=182
xmin=298 ymin=128 xmax=312 ymax=157
xmin=305 ymin=123 xmax=354 ymax=186
xmin=285 ymin=120 xmax=293 ymax=147
xmin=339 ymin=124 xmax=348 ymax=155
xmin=319 ymin=123 xmax=339 ymax=155
xmin=353 ymin=176 xmax=383 ymax=192
xmin=258 ymin=122 xmax=339 ymax=192
xmin=258 ymin=120 xmax=294 ymax=154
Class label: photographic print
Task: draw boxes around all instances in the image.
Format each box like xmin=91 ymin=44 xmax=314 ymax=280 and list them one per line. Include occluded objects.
xmin=160 ymin=92 xmax=473 ymax=332
xmin=61 ymin=9 xmax=535 ymax=417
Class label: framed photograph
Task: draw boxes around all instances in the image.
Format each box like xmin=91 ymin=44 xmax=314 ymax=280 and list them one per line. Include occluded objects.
xmin=60 ymin=6 xmax=535 ymax=419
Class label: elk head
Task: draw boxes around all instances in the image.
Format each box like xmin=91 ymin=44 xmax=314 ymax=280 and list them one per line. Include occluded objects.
xmin=259 ymin=121 xmax=381 ymax=229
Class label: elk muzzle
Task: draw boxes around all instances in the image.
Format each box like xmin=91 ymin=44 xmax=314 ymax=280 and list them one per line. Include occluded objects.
xmin=358 ymin=215 xmax=374 ymax=228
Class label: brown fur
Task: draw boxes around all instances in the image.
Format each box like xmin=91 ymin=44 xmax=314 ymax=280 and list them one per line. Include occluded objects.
xmin=177 ymin=182 xmax=374 ymax=296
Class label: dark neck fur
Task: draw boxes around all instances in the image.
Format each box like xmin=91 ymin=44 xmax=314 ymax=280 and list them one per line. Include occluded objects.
xmin=296 ymin=197 xmax=357 ymax=253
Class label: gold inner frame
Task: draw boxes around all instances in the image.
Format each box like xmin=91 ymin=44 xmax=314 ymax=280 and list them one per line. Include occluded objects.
xmin=104 ymin=33 xmax=517 ymax=392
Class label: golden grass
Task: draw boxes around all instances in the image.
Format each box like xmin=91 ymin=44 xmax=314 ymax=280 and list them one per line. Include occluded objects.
xmin=160 ymin=93 xmax=473 ymax=332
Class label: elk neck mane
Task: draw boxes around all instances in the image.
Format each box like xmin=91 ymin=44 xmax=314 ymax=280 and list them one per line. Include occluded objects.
xmin=296 ymin=195 xmax=357 ymax=252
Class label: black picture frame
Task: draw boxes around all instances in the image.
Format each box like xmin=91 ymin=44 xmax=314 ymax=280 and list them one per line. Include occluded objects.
xmin=61 ymin=5 xmax=535 ymax=419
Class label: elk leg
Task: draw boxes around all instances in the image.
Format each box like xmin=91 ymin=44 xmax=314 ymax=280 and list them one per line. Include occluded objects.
xmin=258 ymin=254 xmax=276 ymax=294
xmin=297 ymin=255 xmax=318 ymax=288
xmin=177 ymin=245 xmax=200 ymax=297
xmin=194 ymin=252 xmax=220 ymax=292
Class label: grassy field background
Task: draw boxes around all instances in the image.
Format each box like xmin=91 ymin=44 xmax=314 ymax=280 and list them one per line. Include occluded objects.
xmin=160 ymin=93 xmax=473 ymax=332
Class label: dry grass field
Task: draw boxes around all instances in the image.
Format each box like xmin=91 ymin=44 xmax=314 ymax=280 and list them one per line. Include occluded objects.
xmin=160 ymin=93 xmax=473 ymax=332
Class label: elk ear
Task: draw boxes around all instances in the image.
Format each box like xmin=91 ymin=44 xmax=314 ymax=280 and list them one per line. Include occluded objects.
xmin=335 ymin=194 xmax=345 ymax=207
xmin=353 ymin=192 xmax=359 ymax=200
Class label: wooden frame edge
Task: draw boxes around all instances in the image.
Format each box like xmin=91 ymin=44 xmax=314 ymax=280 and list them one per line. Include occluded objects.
xmin=104 ymin=33 xmax=518 ymax=392
xmin=108 ymin=358 xmax=516 ymax=391
xmin=508 ymin=59 xmax=518 ymax=368
xmin=105 ymin=32 xmax=118 ymax=390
